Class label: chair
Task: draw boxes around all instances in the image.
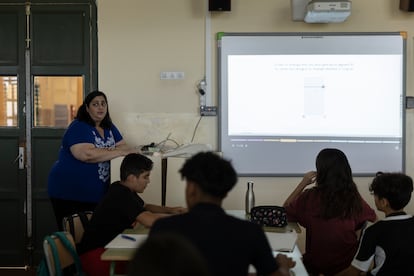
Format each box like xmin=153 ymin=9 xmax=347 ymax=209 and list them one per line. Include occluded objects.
xmin=62 ymin=211 xmax=93 ymax=245
xmin=42 ymin=231 xmax=83 ymax=276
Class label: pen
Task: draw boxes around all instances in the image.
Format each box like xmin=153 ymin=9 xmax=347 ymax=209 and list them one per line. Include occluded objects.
xmin=121 ymin=234 xmax=136 ymax=241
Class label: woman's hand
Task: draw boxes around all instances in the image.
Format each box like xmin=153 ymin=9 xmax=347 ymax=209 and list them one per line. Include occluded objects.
xmin=115 ymin=142 xmax=141 ymax=156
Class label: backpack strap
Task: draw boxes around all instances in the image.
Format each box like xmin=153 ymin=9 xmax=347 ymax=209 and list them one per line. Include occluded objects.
xmin=44 ymin=235 xmax=63 ymax=276
xmin=78 ymin=211 xmax=91 ymax=230
xmin=53 ymin=231 xmax=84 ymax=276
xmin=66 ymin=216 xmax=76 ymax=242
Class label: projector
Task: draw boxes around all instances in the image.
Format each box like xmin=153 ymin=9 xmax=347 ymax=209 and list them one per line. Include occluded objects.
xmin=304 ymin=0 xmax=351 ymax=23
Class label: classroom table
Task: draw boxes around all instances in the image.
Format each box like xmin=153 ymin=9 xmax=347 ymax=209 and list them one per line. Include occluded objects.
xmin=101 ymin=210 xmax=308 ymax=276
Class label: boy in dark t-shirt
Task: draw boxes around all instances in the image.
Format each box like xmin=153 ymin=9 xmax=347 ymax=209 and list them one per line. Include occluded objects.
xmin=149 ymin=152 xmax=296 ymax=276
xmin=78 ymin=153 xmax=186 ymax=276
xmin=337 ymin=172 xmax=414 ymax=276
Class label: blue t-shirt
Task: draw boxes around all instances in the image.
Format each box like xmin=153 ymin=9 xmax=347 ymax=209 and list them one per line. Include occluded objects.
xmin=48 ymin=119 xmax=123 ymax=203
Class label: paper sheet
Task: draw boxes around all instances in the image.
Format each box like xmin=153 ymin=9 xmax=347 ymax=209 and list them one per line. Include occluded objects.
xmin=104 ymin=234 xmax=147 ymax=249
xmin=265 ymin=231 xmax=297 ymax=252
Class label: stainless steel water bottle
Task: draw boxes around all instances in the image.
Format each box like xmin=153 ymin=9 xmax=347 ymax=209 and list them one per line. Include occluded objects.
xmin=245 ymin=181 xmax=255 ymax=215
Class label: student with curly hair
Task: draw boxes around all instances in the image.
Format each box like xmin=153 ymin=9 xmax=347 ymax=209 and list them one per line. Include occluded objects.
xmin=337 ymin=172 xmax=414 ymax=276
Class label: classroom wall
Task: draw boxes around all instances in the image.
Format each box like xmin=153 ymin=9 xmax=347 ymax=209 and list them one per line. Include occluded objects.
xmin=98 ymin=0 xmax=414 ymax=219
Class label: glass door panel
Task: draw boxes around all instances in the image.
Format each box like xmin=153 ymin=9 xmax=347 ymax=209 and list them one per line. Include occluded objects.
xmin=33 ymin=76 xmax=83 ymax=127
xmin=0 ymin=76 xmax=18 ymax=127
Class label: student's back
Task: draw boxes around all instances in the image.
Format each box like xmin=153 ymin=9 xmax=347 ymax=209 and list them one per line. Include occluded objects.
xmin=283 ymin=148 xmax=376 ymax=275
xmin=149 ymin=152 xmax=295 ymax=276
xmin=357 ymin=214 xmax=414 ymax=275
xmin=150 ymin=203 xmax=277 ymax=276
xmin=287 ymin=187 xmax=375 ymax=275
xmin=337 ymin=172 xmax=414 ymax=276
xmin=128 ymin=233 xmax=211 ymax=276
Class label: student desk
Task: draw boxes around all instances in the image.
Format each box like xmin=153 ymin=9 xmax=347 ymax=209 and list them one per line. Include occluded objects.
xmin=101 ymin=210 xmax=307 ymax=276
xmin=100 ymin=226 xmax=148 ymax=276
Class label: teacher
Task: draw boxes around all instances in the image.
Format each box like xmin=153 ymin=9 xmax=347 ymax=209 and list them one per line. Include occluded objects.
xmin=48 ymin=90 xmax=138 ymax=230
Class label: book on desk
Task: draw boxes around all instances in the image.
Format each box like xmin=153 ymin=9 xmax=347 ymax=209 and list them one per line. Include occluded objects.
xmin=265 ymin=231 xmax=297 ymax=252
xmin=105 ymin=234 xmax=147 ymax=249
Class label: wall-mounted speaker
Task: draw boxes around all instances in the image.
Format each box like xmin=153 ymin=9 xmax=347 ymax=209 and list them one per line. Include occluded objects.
xmin=209 ymin=0 xmax=231 ymax=11
xmin=400 ymin=0 xmax=414 ymax=11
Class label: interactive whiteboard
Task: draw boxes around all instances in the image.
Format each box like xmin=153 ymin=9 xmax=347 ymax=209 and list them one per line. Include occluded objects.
xmin=218 ymin=32 xmax=406 ymax=176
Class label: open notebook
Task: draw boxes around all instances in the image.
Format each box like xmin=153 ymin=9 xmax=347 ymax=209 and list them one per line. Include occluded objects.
xmin=265 ymin=231 xmax=297 ymax=252
xmin=104 ymin=234 xmax=147 ymax=249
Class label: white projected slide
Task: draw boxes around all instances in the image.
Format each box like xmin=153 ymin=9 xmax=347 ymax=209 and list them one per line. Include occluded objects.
xmin=227 ymin=54 xmax=402 ymax=137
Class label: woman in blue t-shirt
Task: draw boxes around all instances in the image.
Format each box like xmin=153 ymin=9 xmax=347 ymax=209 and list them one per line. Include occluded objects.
xmin=48 ymin=90 xmax=138 ymax=230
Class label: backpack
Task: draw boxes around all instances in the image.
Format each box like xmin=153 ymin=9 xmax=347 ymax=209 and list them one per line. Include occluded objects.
xmin=37 ymin=231 xmax=84 ymax=276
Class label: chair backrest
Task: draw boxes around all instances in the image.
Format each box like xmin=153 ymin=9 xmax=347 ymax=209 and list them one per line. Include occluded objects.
xmin=62 ymin=211 xmax=93 ymax=245
xmin=42 ymin=231 xmax=82 ymax=276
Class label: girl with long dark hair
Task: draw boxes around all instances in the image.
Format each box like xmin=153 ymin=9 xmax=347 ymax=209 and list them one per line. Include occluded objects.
xmin=284 ymin=148 xmax=376 ymax=276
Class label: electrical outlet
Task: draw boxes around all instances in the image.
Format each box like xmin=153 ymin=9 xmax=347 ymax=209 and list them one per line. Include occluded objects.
xmin=160 ymin=71 xmax=185 ymax=80
xmin=200 ymin=105 xmax=217 ymax=116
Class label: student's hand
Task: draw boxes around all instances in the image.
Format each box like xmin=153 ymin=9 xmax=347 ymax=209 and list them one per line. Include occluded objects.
xmin=169 ymin=207 xmax=188 ymax=214
xmin=275 ymin=254 xmax=295 ymax=275
xmin=301 ymin=171 xmax=316 ymax=187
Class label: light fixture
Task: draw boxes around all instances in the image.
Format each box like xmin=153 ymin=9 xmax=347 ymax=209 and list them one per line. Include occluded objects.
xmin=291 ymin=0 xmax=352 ymax=23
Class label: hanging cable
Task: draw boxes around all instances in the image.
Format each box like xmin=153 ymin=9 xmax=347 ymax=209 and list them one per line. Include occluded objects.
xmin=191 ymin=116 xmax=203 ymax=143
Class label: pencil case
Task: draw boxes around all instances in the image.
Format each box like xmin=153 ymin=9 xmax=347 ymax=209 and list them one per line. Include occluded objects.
xmin=250 ymin=205 xmax=288 ymax=227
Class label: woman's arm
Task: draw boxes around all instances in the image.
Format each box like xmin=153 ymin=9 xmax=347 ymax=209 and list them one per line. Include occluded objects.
xmin=283 ymin=171 xmax=316 ymax=207
xmin=70 ymin=141 xmax=139 ymax=163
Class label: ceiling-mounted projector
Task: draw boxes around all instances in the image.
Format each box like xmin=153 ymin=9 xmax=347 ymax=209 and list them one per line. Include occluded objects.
xmin=304 ymin=0 xmax=351 ymax=23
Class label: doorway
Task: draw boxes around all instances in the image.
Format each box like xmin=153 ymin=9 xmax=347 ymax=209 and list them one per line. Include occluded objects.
xmin=0 ymin=0 xmax=97 ymax=267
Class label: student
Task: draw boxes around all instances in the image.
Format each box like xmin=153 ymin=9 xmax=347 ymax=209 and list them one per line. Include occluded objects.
xmin=78 ymin=153 xmax=186 ymax=276
xmin=149 ymin=151 xmax=295 ymax=276
xmin=128 ymin=233 xmax=211 ymax=276
xmin=337 ymin=172 xmax=414 ymax=276
xmin=283 ymin=148 xmax=376 ymax=276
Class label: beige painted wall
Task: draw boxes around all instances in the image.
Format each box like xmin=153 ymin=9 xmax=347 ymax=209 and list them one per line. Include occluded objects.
xmin=100 ymin=0 xmax=414 ymax=224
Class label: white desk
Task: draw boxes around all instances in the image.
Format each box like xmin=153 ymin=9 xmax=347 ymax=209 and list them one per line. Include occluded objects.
xmin=252 ymin=246 xmax=307 ymax=276
xmin=102 ymin=210 xmax=308 ymax=276
xmin=226 ymin=210 xmax=308 ymax=275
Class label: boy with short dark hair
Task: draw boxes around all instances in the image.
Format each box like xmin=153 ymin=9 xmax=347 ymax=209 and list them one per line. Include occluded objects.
xmin=337 ymin=172 xmax=414 ymax=276
xmin=78 ymin=153 xmax=186 ymax=276
xmin=149 ymin=152 xmax=295 ymax=276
